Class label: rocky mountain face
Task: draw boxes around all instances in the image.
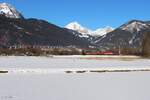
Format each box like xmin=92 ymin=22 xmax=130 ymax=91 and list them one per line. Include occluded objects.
xmin=95 ymin=20 xmax=150 ymax=51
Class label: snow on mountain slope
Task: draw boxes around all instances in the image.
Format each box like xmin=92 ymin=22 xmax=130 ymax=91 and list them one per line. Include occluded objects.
xmin=120 ymin=20 xmax=149 ymax=33
xmin=65 ymin=22 xmax=92 ymax=38
xmin=120 ymin=20 xmax=150 ymax=45
xmin=65 ymin=22 xmax=114 ymax=37
xmin=93 ymin=26 xmax=114 ymax=37
xmin=94 ymin=20 xmax=150 ymax=50
xmin=0 ymin=3 xmax=23 ymax=18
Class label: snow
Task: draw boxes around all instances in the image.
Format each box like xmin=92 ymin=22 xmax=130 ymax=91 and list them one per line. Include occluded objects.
xmin=0 ymin=56 xmax=150 ymax=100
xmin=0 ymin=72 xmax=150 ymax=100
xmin=129 ymin=34 xmax=136 ymax=44
xmin=93 ymin=26 xmax=114 ymax=36
xmin=0 ymin=56 xmax=149 ymax=69
xmin=65 ymin=21 xmax=92 ymax=38
xmin=13 ymin=25 xmax=23 ymax=30
xmin=93 ymin=34 xmax=107 ymax=43
xmin=0 ymin=3 xmax=22 ymax=18
xmin=65 ymin=22 xmax=85 ymax=31
xmin=120 ymin=21 xmax=149 ymax=33
xmin=129 ymin=39 xmax=133 ymax=44
xmin=65 ymin=22 xmax=113 ymax=37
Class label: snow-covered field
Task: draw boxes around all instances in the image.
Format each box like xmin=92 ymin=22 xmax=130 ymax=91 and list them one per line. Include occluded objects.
xmin=0 ymin=72 xmax=150 ymax=100
xmin=0 ymin=56 xmax=150 ymax=100
xmin=0 ymin=56 xmax=149 ymax=74
xmin=0 ymin=56 xmax=149 ymax=69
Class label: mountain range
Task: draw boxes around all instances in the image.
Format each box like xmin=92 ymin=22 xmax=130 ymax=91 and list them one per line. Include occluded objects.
xmin=0 ymin=2 xmax=150 ymax=52
xmin=65 ymin=21 xmax=114 ymax=37
xmin=94 ymin=20 xmax=150 ymax=51
xmin=0 ymin=3 xmax=91 ymax=48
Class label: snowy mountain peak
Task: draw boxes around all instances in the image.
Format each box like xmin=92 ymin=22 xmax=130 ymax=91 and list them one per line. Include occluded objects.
xmin=65 ymin=22 xmax=114 ymax=37
xmin=65 ymin=21 xmax=91 ymax=34
xmin=65 ymin=21 xmax=81 ymax=29
xmin=120 ymin=20 xmax=149 ymax=33
xmin=65 ymin=22 xmax=92 ymax=38
xmin=0 ymin=3 xmax=23 ymax=18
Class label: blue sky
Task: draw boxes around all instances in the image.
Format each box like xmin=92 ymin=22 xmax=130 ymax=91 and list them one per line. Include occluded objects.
xmin=1 ymin=0 xmax=150 ymax=29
